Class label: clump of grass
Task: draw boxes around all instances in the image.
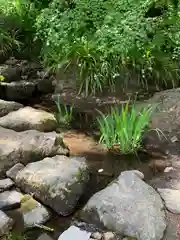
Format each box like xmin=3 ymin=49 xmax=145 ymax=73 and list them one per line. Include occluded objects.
xmin=53 ymin=95 xmax=73 ymax=126
xmin=97 ymin=102 xmax=155 ymax=154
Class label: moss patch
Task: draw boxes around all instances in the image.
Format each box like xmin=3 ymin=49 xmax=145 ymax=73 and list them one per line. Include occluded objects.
xmin=19 ymin=194 xmax=38 ymax=214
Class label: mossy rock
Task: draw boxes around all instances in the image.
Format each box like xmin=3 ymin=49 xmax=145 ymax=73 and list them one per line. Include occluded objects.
xmin=19 ymin=194 xmax=38 ymax=214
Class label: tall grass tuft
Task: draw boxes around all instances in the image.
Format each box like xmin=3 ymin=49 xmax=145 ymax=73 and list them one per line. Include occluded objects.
xmin=97 ymin=102 xmax=155 ymax=154
xmin=53 ymin=95 xmax=73 ymax=125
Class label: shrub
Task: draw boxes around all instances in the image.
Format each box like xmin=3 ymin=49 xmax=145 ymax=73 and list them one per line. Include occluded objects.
xmin=97 ymin=103 xmax=155 ymax=154
xmin=36 ymin=0 xmax=180 ymax=95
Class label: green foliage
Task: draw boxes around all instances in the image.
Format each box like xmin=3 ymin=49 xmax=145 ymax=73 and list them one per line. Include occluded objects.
xmin=0 ymin=27 xmax=20 ymax=56
xmin=36 ymin=0 xmax=180 ymax=95
xmin=0 ymin=0 xmax=41 ymax=59
xmin=54 ymin=95 xmax=74 ymax=125
xmin=97 ymin=103 xmax=154 ymax=154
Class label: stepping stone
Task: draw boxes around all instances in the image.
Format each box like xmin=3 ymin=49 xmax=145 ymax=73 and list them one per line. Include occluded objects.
xmin=0 ymin=127 xmax=68 ymax=176
xmin=58 ymin=226 xmax=91 ymax=240
xmin=0 ymin=191 xmax=21 ymax=210
xmin=0 ymin=106 xmax=57 ymax=132
xmin=0 ymin=210 xmax=14 ymax=236
xmin=0 ymin=178 xmax=14 ymax=192
xmin=15 ymin=155 xmax=89 ymax=216
xmin=0 ymin=100 xmax=23 ymax=117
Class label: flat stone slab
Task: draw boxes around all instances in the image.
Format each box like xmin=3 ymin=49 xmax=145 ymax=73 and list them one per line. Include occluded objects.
xmin=0 ymin=190 xmax=21 ymax=210
xmin=0 ymin=178 xmax=14 ymax=192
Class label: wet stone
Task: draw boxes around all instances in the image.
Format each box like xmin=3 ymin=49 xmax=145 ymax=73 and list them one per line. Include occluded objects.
xmin=0 ymin=190 xmax=21 ymax=210
xmin=6 ymin=163 xmax=25 ymax=181
xmin=0 ymin=178 xmax=14 ymax=192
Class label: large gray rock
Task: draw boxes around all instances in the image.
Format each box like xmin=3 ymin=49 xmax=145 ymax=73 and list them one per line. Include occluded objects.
xmin=80 ymin=171 xmax=166 ymax=240
xmin=0 ymin=100 xmax=23 ymax=117
xmin=58 ymin=226 xmax=91 ymax=240
xmin=0 ymin=210 xmax=14 ymax=236
xmin=0 ymin=127 xmax=68 ymax=175
xmin=0 ymin=107 xmax=57 ymax=132
xmin=15 ymin=155 xmax=89 ymax=216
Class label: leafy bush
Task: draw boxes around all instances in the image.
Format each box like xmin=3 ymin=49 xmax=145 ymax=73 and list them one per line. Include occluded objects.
xmin=97 ymin=103 xmax=154 ymax=154
xmin=36 ymin=0 xmax=180 ymax=95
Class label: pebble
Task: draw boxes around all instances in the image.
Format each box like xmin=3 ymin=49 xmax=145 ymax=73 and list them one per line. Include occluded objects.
xmin=0 ymin=210 xmax=14 ymax=236
xmin=0 ymin=178 xmax=14 ymax=192
xmin=0 ymin=190 xmax=21 ymax=210
xmin=91 ymin=231 xmax=102 ymax=239
xmin=6 ymin=163 xmax=25 ymax=181
xmin=58 ymin=226 xmax=91 ymax=240
xmin=164 ymin=167 xmax=174 ymax=173
xmin=103 ymin=232 xmax=115 ymax=240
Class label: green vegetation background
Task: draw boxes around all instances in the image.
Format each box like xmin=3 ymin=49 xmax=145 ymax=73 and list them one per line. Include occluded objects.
xmin=0 ymin=0 xmax=180 ymax=95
